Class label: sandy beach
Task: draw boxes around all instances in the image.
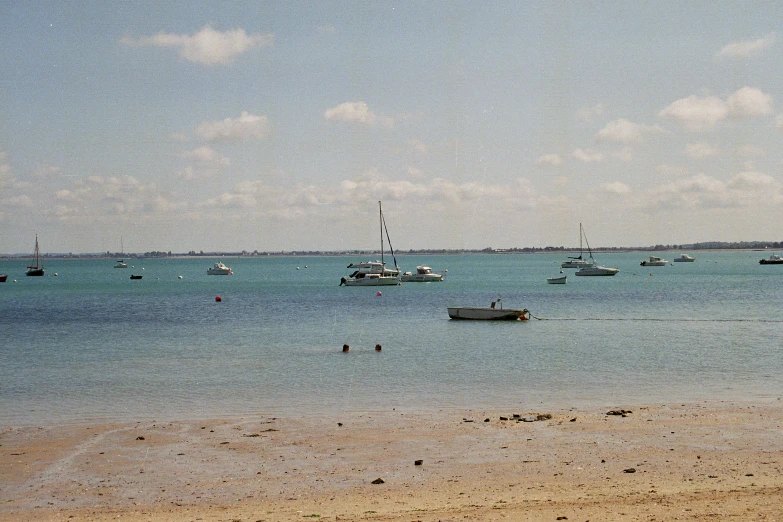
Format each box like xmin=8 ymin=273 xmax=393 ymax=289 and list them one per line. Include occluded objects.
xmin=2 ymin=401 xmax=782 ymax=521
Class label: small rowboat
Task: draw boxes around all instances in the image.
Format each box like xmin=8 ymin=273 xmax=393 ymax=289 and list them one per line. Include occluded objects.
xmin=447 ymin=299 xmax=529 ymax=321
xmin=547 ymin=271 xmax=567 ymax=284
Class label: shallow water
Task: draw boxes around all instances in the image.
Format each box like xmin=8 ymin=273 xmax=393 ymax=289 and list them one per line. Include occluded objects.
xmin=2 ymin=251 xmax=782 ymax=425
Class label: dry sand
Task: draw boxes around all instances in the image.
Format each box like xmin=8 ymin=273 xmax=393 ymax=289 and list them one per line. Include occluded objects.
xmin=2 ymin=401 xmax=782 ymax=521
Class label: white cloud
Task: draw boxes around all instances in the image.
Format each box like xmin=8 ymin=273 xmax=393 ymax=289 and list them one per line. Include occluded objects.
xmin=685 ymin=142 xmax=718 ymax=159
xmin=603 ymin=182 xmax=632 ymax=195
xmin=577 ymin=104 xmax=605 ymax=123
xmin=121 ymin=25 xmax=273 ymax=65
xmin=659 ymin=87 xmax=773 ymax=130
xmin=324 ymin=101 xmax=395 ymax=127
xmin=181 ymin=146 xmax=231 ymax=166
xmin=726 ymin=87 xmax=774 ymax=118
xmin=716 ymin=33 xmax=776 ymax=59
xmin=736 ymin=144 xmax=765 ymax=157
xmin=317 ymin=25 xmax=337 ymax=35
xmin=572 ymin=148 xmax=604 ymax=163
xmin=536 ymin=154 xmax=562 ymax=167
xmin=195 ymin=112 xmax=271 ymax=141
xmin=595 ymin=119 xmax=665 ymax=143
xmin=777 ymin=114 xmax=783 ymax=129
xmin=644 ymin=172 xmax=783 ymax=209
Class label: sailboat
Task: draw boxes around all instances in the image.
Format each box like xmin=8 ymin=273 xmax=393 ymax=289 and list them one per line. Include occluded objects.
xmin=26 ymin=235 xmax=45 ymax=276
xmin=340 ymin=201 xmax=401 ymax=286
xmin=561 ymin=223 xmax=596 ymax=268
xmin=573 ymin=225 xmax=619 ymax=276
xmin=114 ymin=236 xmax=128 ymax=268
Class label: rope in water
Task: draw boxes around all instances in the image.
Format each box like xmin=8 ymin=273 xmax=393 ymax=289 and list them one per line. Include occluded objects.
xmin=528 ymin=314 xmax=782 ymax=323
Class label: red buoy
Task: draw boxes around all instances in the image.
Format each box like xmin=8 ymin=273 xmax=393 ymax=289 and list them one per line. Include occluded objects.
xmin=376 ymin=291 xmax=382 ymax=296
xmin=215 ymin=296 xmax=222 ymax=302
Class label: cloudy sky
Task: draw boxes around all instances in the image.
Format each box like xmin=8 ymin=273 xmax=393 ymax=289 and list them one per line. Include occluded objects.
xmin=2 ymin=2 xmax=782 ymax=254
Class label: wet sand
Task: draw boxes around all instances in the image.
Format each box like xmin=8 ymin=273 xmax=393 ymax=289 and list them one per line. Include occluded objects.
xmin=2 ymin=401 xmax=782 ymax=521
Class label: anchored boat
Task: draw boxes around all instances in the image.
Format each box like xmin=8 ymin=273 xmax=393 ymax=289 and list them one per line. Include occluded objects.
xmin=447 ymin=299 xmax=529 ymax=321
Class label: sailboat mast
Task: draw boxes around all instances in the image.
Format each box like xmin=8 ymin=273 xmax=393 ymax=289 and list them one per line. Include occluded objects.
xmin=378 ymin=201 xmax=384 ymax=265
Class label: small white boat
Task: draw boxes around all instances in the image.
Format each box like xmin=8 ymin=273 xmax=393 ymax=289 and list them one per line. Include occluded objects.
xmin=547 ymin=271 xmax=567 ymax=284
xmin=114 ymin=259 xmax=128 ymax=268
xmin=207 ymin=262 xmax=233 ymax=275
xmin=575 ymin=265 xmax=619 ymax=276
xmin=640 ymin=256 xmax=668 ymax=266
xmin=759 ymin=254 xmax=783 ymax=265
xmin=673 ymin=254 xmax=695 ymax=262
xmin=448 ymin=299 xmax=529 ymax=321
xmin=401 ymin=266 xmax=444 ymax=282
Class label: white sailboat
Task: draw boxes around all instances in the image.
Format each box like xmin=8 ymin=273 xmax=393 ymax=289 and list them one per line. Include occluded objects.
xmin=114 ymin=236 xmax=128 ymax=268
xmin=340 ymin=202 xmax=401 ymax=286
xmin=572 ymin=226 xmax=619 ymax=276
xmin=561 ymin=223 xmax=596 ymax=268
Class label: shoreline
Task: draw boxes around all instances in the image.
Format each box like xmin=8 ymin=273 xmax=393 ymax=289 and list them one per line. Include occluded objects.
xmin=2 ymin=400 xmax=782 ymax=521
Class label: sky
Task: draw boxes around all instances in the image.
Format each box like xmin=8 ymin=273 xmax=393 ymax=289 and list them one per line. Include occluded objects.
xmin=1 ymin=2 xmax=782 ymax=254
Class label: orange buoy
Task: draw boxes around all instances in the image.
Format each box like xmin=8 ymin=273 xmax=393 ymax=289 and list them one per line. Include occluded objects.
xmin=215 ymin=296 xmax=222 ymax=302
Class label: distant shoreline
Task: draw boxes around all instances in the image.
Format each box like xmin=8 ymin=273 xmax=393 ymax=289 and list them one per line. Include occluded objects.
xmin=2 ymin=243 xmax=782 ymax=260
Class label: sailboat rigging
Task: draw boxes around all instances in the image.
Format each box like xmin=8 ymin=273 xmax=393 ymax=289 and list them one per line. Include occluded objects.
xmin=114 ymin=236 xmax=128 ymax=268
xmin=340 ymin=201 xmax=401 ymax=286
xmin=561 ymin=223 xmax=596 ymax=269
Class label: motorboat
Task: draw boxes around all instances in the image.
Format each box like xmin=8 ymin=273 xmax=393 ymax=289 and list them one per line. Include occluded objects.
xmin=561 ymin=223 xmax=596 ymax=268
xmin=575 ymin=265 xmax=619 ymax=276
xmin=447 ymin=299 xmax=529 ymax=321
xmin=673 ymin=254 xmax=695 ymax=262
xmin=0 ymin=273 xmax=7 ymax=283
xmin=207 ymin=262 xmax=233 ymax=275
xmin=25 ymin=235 xmax=44 ymax=276
xmin=640 ymin=256 xmax=667 ymax=266
xmin=546 ymin=271 xmax=567 ymax=284
xmin=340 ymin=202 xmax=401 ymax=286
xmin=130 ymin=274 xmax=143 ymax=280
xmin=401 ymin=266 xmax=444 ymax=282
xmin=759 ymin=254 xmax=783 ymax=265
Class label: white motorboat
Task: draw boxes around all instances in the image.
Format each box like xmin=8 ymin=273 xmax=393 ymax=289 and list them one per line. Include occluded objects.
xmin=759 ymin=254 xmax=783 ymax=265
xmin=340 ymin=202 xmax=401 ymax=286
xmin=207 ymin=262 xmax=233 ymax=275
xmin=561 ymin=223 xmax=596 ymax=268
xmin=575 ymin=265 xmax=619 ymax=276
xmin=447 ymin=299 xmax=529 ymax=321
xmin=673 ymin=254 xmax=695 ymax=262
xmin=546 ymin=271 xmax=567 ymax=284
xmin=640 ymin=256 xmax=667 ymax=266
xmin=401 ymin=266 xmax=444 ymax=282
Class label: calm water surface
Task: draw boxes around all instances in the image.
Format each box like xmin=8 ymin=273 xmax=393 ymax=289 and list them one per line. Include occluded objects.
xmin=2 ymin=251 xmax=782 ymax=425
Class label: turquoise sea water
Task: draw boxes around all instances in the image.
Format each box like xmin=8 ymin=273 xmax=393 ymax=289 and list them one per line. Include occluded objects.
xmin=1 ymin=251 xmax=782 ymax=425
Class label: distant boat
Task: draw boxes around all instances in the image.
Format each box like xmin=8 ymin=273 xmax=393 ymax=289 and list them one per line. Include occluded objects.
xmin=759 ymin=254 xmax=783 ymax=265
xmin=640 ymin=256 xmax=667 ymax=266
xmin=448 ymin=299 xmax=529 ymax=320
xmin=401 ymin=266 xmax=444 ymax=282
xmin=114 ymin=236 xmax=128 ymax=268
xmin=0 ymin=273 xmax=7 ymax=283
xmin=130 ymin=274 xmax=143 ymax=280
xmin=673 ymin=254 xmax=695 ymax=262
xmin=207 ymin=262 xmax=233 ymax=275
xmin=25 ymin=235 xmax=45 ymax=276
xmin=547 ymin=271 xmax=567 ymax=284
xmin=561 ymin=223 xmax=596 ymax=269
xmin=340 ymin=201 xmax=401 ymax=286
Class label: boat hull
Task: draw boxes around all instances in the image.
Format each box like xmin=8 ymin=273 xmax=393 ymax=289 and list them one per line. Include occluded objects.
xmin=342 ymin=275 xmax=401 ymax=286
xmin=673 ymin=258 xmax=694 ymax=262
xmin=546 ymin=276 xmax=567 ymax=284
xmin=207 ymin=269 xmax=232 ymax=275
xmin=0 ymin=274 xmax=7 ymax=282
xmin=640 ymin=261 xmax=667 ymax=266
xmin=25 ymin=268 xmax=44 ymax=276
xmin=447 ymin=307 xmax=529 ymax=320
xmin=575 ymin=266 xmax=619 ymax=276
xmin=401 ymin=274 xmax=443 ymax=282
